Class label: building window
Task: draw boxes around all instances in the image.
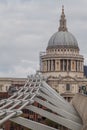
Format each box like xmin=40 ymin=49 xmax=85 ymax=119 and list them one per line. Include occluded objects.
xmin=66 ymin=84 xmax=70 ymax=91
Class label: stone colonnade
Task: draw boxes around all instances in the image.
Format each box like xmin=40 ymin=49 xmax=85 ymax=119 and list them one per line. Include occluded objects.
xmin=42 ymin=59 xmax=83 ymax=72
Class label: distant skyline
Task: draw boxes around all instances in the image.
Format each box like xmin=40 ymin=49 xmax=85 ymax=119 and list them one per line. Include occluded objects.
xmin=0 ymin=0 xmax=87 ymax=77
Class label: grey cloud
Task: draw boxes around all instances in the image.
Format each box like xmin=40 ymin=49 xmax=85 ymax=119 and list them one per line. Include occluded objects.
xmin=0 ymin=0 xmax=87 ymax=77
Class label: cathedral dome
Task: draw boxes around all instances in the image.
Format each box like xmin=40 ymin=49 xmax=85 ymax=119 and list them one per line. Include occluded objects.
xmin=47 ymin=6 xmax=79 ymax=50
xmin=47 ymin=31 xmax=79 ymax=49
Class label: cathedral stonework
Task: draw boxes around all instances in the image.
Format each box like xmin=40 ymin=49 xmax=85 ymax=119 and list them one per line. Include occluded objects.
xmin=40 ymin=6 xmax=87 ymax=101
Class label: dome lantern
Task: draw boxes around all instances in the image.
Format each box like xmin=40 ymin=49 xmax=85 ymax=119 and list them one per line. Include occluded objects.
xmin=58 ymin=5 xmax=68 ymax=32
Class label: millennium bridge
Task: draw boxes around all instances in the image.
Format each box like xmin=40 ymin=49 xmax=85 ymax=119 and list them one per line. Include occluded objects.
xmin=0 ymin=74 xmax=86 ymax=130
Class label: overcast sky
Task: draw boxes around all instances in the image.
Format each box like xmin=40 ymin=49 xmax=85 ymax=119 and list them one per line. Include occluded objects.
xmin=0 ymin=0 xmax=87 ymax=77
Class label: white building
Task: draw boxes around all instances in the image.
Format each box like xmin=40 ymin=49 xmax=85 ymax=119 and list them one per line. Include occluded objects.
xmin=40 ymin=6 xmax=87 ymax=101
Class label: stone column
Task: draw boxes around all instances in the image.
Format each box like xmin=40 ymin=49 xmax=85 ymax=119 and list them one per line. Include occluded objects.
xmin=81 ymin=61 xmax=83 ymax=72
xmin=76 ymin=60 xmax=77 ymax=71
xmin=60 ymin=60 xmax=63 ymax=71
xmin=59 ymin=60 xmax=61 ymax=71
xmin=67 ymin=60 xmax=68 ymax=71
xmin=44 ymin=61 xmax=47 ymax=72
xmin=45 ymin=60 xmax=47 ymax=72
xmin=48 ymin=60 xmax=50 ymax=71
xmin=55 ymin=60 xmax=60 ymax=71
xmin=46 ymin=60 xmax=48 ymax=71
xmin=51 ymin=60 xmax=53 ymax=71
xmin=63 ymin=60 xmax=64 ymax=71
xmin=80 ymin=61 xmax=82 ymax=72
xmin=77 ymin=61 xmax=79 ymax=72
xmin=53 ymin=60 xmax=55 ymax=71
xmin=68 ymin=60 xmax=71 ymax=71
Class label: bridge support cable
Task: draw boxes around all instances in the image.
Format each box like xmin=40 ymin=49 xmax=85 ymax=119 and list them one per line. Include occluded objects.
xmin=41 ymin=81 xmax=78 ymax=115
xmin=10 ymin=117 xmax=57 ymax=130
xmin=38 ymin=90 xmax=78 ymax=116
xmin=26 ymin=105 xmax=82 ymax=130
xmin=34 ymin=97 xmax=82 ymax=124
xmin=42 ymin=81 xmax=66 ymax=101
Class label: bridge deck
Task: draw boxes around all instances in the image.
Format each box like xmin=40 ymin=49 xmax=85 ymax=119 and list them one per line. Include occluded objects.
xmin=0 ymin=74 xmax=85 ymax=130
